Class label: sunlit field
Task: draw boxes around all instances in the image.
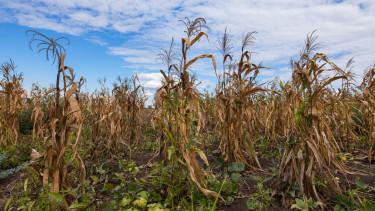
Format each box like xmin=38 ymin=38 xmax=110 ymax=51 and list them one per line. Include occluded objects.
xmin=0 ymin=1 xmax=374 ymax=210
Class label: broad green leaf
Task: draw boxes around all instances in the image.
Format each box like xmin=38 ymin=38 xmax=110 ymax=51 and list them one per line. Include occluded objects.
xmin=137 ymin=191 xmax=150 ymax=200
xmin=230 ymin=173 xmax=241 ymax=183
xmin=69 ymin=201 xmax=89 ymax=209
xmin=48 ymin=192 xmax=64 ymax=204
xmin=120 ymin=197 xmax=132 ymax=207
xmin=228 ymin=162 xmax=245 ymax=172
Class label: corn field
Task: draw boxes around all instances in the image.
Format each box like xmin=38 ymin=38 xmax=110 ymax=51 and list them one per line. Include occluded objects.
xmin=0 ymin=18 xmax=374 ymax=211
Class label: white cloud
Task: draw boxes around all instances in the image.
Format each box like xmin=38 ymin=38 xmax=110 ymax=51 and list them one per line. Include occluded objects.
xmin=86 ymin=36 xmax=108 ymax=46
xmin=0 ymin=0 xmax=374 ymax=87
xmin=137 ymin=72 xmax=163 ymax=90
xmin=108 ymin=46 xmax=162 ymax=72
xmin=136 ymin=72 xmax=163 ymax=105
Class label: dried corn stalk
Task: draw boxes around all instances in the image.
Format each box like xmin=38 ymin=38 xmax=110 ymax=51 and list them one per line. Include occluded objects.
xmin=259 ymin=81 xmax=297 ymax=148
xmin=277 ymin=32 xmax=353 ymax=206
xmin=30 ymin=84 xmax=50 ymax=140
xmin=359 ymin=65 xmax=375 ymax=162
xmin=154 ymin=17 xmax=219 ymax=198
xmin=41 ymin=55 xmax=85 ymax=194
xmin=87 ymin=75 xmax=146 ymax=153
xmin=215 ymin=29 xmax=265 ymax=168
xmin=0 ymin=59 xmax=25 ymax=146
xmin=28 ymin=31 xmax=85 ymax=210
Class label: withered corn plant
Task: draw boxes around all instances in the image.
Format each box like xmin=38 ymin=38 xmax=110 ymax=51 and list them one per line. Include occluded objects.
xmin=30 ymin=83 xmax=50 ymax=140
xmin=215 ymin=29 xmax=265 ymax=168
xmin=153 ymin=38 xmax=176 ymax=158
xmin=154 ymin=17 xmax=219 ymax=201
xmin=199 ymin=91 xmax=217 ymax=153
xmin=28 ymin=31 xmax=85 ymax=209
xmin=325 ymin=60 xmax=358 ymax=152
xmin=358 ymin=65 xmax=375 ymax=162
xmin=277 ymin=32 xmax=353 ymax=206
xmin=259 ymin=80 xmax=296 ymax=150
xmin=87 ymin=76 xmax=146 ymax=157
xmin=87 ymin=79 xmax=111 ymax=151
xmin=0 ymin=59 xmax=25 ymax=146
xmin=112 ymin=75 xmax=146 ymax=147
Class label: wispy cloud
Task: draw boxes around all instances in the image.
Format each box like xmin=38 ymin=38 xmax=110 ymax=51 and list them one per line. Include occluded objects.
xmin=86 ymin=36 xmax=108 ymax=46
xmin=108 ymin=46 xmax=161 ymax=72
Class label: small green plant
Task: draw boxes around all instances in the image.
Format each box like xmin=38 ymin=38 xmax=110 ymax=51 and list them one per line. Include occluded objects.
xmin=210 ymin=176 xmax=227 ymax=211
xmin=3 ymin=177 xmax=39 ymax=211
xmin=228 ymin=162 xmax=245 ymax=190
xmin=246 ymin=177 xmax=273 ymax=210
xmin=291 ymin=198 xmax=322 ymax=211
xmin=118 ymin=190 xmax=169 ymax=210
xmin=334 ymin=178 xmax=375 ymax=210
xmin=0 ymin=152 xmax=30 ymax=179
xmin=227 ymin=162 xmax=245 ymax=172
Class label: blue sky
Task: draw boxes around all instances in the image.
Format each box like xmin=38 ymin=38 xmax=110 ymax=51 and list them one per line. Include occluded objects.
xmin=0 ymin=0 xmax=374 ymax=102
xmin=0 ymin=23 xmax=126 ymax=91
